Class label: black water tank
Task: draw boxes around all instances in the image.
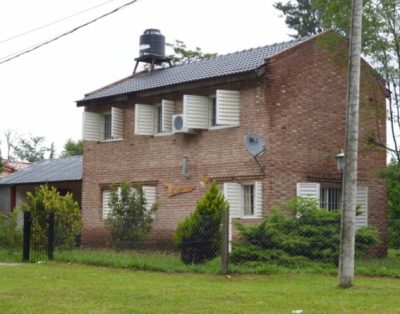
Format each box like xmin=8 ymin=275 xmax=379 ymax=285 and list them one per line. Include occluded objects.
xmin=139 ymin=29 xmax=165 ymax=57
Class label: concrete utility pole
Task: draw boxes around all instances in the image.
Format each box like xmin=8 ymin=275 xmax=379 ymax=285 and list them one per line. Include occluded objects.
xmin=338 ymin=0 xmax=363 ymax=288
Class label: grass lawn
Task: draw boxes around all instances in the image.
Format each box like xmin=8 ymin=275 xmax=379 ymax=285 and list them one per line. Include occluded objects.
xmin=1 ymin=263 xmax=400 ymax=313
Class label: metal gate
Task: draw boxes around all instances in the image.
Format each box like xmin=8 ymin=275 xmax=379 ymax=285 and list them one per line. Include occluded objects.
xmin=22 ymin=212 xmax=55 ymax=262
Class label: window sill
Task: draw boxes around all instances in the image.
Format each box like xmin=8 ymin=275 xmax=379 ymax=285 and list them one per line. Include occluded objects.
xmin=98 ymin=138 xmax=124 ymax=143
xmin=232 ymin=216 xmax=262 ymax=220
xmin=209 ymin=125 xmax=239 ymax=131
xmin=154 ymin=132 xmax=172 ymax=137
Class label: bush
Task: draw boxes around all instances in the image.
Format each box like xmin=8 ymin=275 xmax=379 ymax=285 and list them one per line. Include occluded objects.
xmin=231 ymin=197 xmax=380 ymax=265
xmin=174 ymin=181 xmax=229 ymax=264
xmin=0 ymin=210 xmax=22 ymax=249
xmin=106 ymin=182 xmax=157 ymax=250
xmin=18 ymin=185 xmax=82 ymax=250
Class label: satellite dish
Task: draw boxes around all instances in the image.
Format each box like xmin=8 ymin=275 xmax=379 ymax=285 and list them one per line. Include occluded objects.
xmin=244 ymin=133 xmax=267 ymax=173
xmin=244 ymin=133 xmax=266 ymax=157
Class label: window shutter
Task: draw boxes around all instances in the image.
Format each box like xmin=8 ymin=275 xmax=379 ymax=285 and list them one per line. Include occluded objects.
xmin=183 ymin=95 xmax=209 ymax=129
xmin=82 ymin=111 xmax=102 ymax=141
xmin=254 ymin=181 xmax=263 ymax=218
xmin=161 ymin=100 xmax=175 ymax=133
xmin=223 ymin=182 xmax=242 ymax=218
xmin=102 ymin=190 xmax=111 ymax=219
xmin=296 ymin=183 xmax=321 ymax=201
xmin=143 ymin=186 xmax=156 ymax=214
xmin=216 ymin=90 xmax=240 ymax=126
xmin=111 ymin=107 xmax=123 ymax=139
xmin=135 ymin=104 xmax=154 ymax=135
xmin=356 ymin=186 xmax=368 ymax=229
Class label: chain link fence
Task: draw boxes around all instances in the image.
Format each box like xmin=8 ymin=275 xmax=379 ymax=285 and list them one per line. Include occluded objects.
xmin=1 ymin=210 xmax=398 ymax=275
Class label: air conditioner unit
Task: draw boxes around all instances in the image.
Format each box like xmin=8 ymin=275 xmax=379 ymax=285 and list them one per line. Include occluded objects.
xmin=172 ymin=114 xmax=193 ymax=134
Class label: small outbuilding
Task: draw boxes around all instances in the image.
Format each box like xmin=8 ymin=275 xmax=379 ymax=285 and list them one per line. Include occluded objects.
xmin=0 ymin=156 xmax=82 ymax=214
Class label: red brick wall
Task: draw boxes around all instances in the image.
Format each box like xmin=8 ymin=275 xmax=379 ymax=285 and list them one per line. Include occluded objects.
xmin=81 ymin=35 xmax=387 ymax=253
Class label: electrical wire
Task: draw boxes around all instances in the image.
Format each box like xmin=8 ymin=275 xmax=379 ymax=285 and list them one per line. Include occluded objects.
xmin=0 ymin=0 xmax=118 ymax=44
xmin=0 ymin=0 xmax=139 ymax=65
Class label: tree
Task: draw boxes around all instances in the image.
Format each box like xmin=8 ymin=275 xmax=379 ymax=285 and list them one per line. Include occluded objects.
xmin=0 ymin=145 xmax=3 ymax=174
xmin=18 ymin=185 xmax=82 ymax=250
xmin=13 ymin=135 xmax=50 ymax=162
xmin=167 ymin=40 xmax=217 ymax=65
xmin=383 ymin=162 xmax=400 ymax=248
xmin=274 ymin=0 xmax=323 ymax=38
xmin=174 ymin=181 xmax=228 ymax=264
xmin=338 ymin=0 xmax=363 ymax=288
xmin=60 ymin=139 xmax=83 ymax=157
xmin=49 ymin=142 xmax=56 ymax=159
xmin=4 ymin=129 xmax=19 ymax=161
xmin=106 ymin=182 xmax=157 ymax=250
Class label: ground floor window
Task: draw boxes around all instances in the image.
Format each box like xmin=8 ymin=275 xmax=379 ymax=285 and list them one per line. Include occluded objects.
xmin=320 ymin=186 xmax=341 ymax=211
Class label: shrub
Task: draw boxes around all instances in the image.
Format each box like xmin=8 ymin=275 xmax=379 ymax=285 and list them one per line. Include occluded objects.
xmin=18 ymin=185 xmax=82 ymax=250
xmin=106 ymin=182 xmax=157 ymax=250
xmin=231 ymin=197 xmax=380 ymax=265
xmin=174 ymin=181 xmax=229 ymax=264
xmin=0 ymin=210 xmax=22 ymax=249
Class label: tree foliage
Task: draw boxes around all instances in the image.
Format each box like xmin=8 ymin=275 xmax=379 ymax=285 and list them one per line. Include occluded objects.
xmin=382 ymin=162 xmax=400 ymax=248
xmin=231 ymin=197 xmax=380 ymax=266
xmin=18 ymin=185 xmax=82 ymax=250
xmin=60 ymin=139 xmax=83 ymax=157
xmin=106 ymin=182 xmax=157 ymax=250
xmin=276 ymin=0 xmax=400 ymax=161
xmin=13 ymin=135 xmax=50 ymax=162
xmin=174 ymin=181 xmax=228 ymax=264
xmin=167 ymin=40 xmax=217 ymax=65
xmin=274 ymin=0 xmax=322 ymax=38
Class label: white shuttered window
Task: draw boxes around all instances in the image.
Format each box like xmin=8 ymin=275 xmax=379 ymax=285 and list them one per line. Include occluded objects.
xmin=183 ymin=95 xmax=210 ymax=129
xmin=223 ymin=181 xmax=262 ymax=218
xmin=83 ymin=108 xmax=124 ymax=141
xmin=216 ymin=90 xmax=240 ymax=126
xmin=102 ymin=185 xmax=157 ymax=219
xmin=161 ymin=100 xmax=175 ymax=133
xmin=296 ymin=182 xmax=368 ymax=228
xmin=356 ymin=186 xmax=368 ymax=229
xmin=135 ymin=101 xmax=175 ymax=135
xmin=111 ymin=107 xmax=124 ymax=139
xmin=135 ymin=104 xmax=155 ymax=135
xmin=83 ymin=111 xmax=103 ymax=141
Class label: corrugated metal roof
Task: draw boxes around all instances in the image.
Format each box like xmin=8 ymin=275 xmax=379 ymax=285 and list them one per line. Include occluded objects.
xmin=0 ymin=156 xmax=82 ymax=185
xmin=78 ymin=35 xmax=312 ymax=104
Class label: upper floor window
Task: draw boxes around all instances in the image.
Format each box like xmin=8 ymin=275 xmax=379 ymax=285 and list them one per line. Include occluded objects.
xmin=82 ymin=107 xmax=123 ymax=141
xmin=135 ymin=100 xmax=175 ymax=135
xmin=104 ymin=113 xmax=112 ymax=140
xmin=183 ymin=90 xmax=240 ymax=130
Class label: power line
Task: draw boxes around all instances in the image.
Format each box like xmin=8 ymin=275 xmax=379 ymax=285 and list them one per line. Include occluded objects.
xmin=0 ymin=0 xmax=139 ymax=65
xmin=0 ymin=0 xmax=118 ymax=44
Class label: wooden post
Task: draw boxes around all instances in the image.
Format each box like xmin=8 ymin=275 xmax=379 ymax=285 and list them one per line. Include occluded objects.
xmin=221 ymin=207 xmax=229 ymax=274
xmin=48 ymin=212 xmax=55 ymax=260
xmin=22 ymin=212 xmax=32 ymax=262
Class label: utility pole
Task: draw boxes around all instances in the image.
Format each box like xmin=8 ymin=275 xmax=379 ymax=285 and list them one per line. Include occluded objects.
xmin=338 ymin=0 xmax=363 ymax=288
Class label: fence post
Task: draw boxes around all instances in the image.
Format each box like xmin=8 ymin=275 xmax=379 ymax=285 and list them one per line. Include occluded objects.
xmin=23 ymin=211 xmax=32 ymax=262
xmin=48 ymin=212 xmax=55 ymax=260
xmin=221 ymin=207 xmax=229 ymax=274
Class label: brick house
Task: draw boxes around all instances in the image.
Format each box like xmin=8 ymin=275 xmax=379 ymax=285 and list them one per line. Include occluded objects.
xmin=77 ymin=31 xmax=387 ymax=254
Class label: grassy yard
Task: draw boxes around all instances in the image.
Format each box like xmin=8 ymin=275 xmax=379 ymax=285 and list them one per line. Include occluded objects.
xmin=0 ymin=262 xmax=400 ymax=313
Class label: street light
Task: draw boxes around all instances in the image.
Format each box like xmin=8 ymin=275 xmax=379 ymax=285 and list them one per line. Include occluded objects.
xmin=336 ymin=150 xmax=345 ymax=173
xmin=336 ymin=150 xmax=345 ymax=212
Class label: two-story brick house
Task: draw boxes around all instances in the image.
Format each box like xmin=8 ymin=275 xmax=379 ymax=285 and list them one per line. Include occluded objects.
xmin=77 ymin=30 xmax=387 ymax=254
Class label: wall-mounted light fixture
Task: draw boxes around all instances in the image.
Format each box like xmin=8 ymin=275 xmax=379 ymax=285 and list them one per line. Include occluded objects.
xmin=181 ymin=155 xmax=190 ymax=178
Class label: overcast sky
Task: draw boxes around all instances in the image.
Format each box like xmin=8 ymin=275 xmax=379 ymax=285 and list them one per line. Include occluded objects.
xmin=0 ymin=0 xmax=292 ymax=158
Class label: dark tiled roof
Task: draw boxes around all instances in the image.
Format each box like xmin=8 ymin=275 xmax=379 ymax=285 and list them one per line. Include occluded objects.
xmin=0 ymin=156 xmax=82 ymax=185
xmin=78 ymin=36 xmax=312 ymax=104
